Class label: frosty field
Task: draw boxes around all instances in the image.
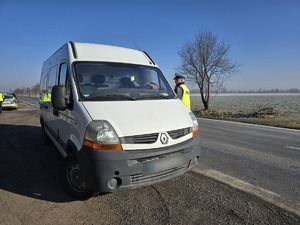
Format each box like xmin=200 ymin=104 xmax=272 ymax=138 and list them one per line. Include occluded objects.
xmin=191 ymin=93 xmax=300 ymax=129
xmin=191 ymin=93 xmax=300 ymax=113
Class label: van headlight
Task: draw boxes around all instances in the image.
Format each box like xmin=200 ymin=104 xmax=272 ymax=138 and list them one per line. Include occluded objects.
xmin=84 ymin=121 xmax=122 ymax=151
xmin=189 ymin=112 xmax=199 ymax=137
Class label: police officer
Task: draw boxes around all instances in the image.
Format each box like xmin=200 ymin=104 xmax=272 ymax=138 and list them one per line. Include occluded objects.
xmin=174 ymin=73 xmax=191 ymax=109
xmin=0 ymin=92 xmax=4 ymax=114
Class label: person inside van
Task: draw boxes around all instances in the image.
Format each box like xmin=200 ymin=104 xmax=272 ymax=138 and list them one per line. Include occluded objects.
xmin=135 ymin=69 xmax=160 ymax=90
xmin=119 ymin=76 xmax=159 ymax=90
xmin=119 ymin=77 xmax=138 ymax=88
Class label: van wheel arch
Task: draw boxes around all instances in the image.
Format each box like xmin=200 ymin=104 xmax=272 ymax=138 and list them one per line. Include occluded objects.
xmin=63 ymin=152 xmax=97 ymax=200
xmin=66 ymin=140 xmax=80 ymax=155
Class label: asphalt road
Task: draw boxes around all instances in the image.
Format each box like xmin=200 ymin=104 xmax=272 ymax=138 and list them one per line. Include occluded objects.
xmin=18 ymin=96 xmax=39 ymax=107
xmin=197 ymin=118 xmax=300 ymax=214
xmin=19 ymin=96 xmax=300 ymax=213
xmin=1 ymin=98 xmax=300 ymax=224
xmin=1 ymin=106 xmax=300 ymax=224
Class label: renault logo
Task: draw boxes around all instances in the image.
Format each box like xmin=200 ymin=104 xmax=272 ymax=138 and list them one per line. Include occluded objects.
xmin=160 ymin=133 xmax=168 ymax=144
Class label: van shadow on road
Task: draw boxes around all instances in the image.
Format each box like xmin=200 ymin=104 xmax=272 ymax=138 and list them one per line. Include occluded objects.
xmin=0 ymin=124 xmax=74 ymax=202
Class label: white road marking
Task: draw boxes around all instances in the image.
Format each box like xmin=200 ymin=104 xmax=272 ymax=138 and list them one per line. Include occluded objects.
xmin=192 ymin=167 xmax=300 ymax=217
xmin=286 ymin=146 xmax=300 ymax=151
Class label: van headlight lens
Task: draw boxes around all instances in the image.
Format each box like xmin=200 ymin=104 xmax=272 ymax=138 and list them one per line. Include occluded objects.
xmin=189 ymin=112 xmax=198 ymax=131
xmin=85 ymin=121 xmax=119 ymax=143
xmin=189 ymin=112 xmax=199 ymax=137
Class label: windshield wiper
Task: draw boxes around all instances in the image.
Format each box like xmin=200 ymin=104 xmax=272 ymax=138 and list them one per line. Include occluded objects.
xmin=134 ymin=93 xmax=172 ymax=100
xmin=105 ymin=94 xmax=136 ymax=101
xmin=158 ymin=93 xmax=173 ymax=99
xmin=84 ymin=94 xmax=135 ymax=101
xmin=84 ymin=96 xmax=106 ymax=101
xmin=84 ymin=94 xmax=171 ymax=101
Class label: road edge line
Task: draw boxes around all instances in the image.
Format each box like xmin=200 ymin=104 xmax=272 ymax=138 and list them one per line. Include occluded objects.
xmin=19 ymin=100 xmax=39 ymax=108
xmin=192 ymin=167 xmax=300 ymax=217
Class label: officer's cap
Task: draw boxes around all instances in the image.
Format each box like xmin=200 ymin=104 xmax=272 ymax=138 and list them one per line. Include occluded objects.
xmin=173 ymin=73 xmax=186 ymax=80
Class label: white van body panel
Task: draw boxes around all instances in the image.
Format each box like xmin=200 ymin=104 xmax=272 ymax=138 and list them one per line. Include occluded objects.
xmin=74 ymin=43 xmax=154 ymax=65
xmin=82 ymin=99 xmax=192 ymax=150
xmin=57 ymin=101 xmax=92 ymax=151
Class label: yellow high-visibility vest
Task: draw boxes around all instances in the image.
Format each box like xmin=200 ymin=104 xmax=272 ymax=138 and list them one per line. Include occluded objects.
xmin=41 ymin=92 xmax=51 ymax=103
xmin=180 ymin=84 xmax=191 ymax=109
xmin=0 ymin=93 xmax=4 ymax=102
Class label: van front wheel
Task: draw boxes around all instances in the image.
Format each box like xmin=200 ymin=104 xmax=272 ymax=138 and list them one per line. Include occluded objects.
xmin=63 ymin=153 xmax=97 ymax=200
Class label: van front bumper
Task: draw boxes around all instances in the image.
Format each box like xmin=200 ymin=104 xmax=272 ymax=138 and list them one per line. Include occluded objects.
xmin=77 ymin=135 xmax=201 ymax=193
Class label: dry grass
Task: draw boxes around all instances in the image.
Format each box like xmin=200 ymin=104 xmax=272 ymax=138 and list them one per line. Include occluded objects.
xmin=191 ymin=94 xmax=300 ymax=130
xmin=195 ymin=108 xmax=300 ymax=130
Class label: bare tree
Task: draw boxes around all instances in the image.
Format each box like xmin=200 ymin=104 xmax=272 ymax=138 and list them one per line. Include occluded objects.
xmin=177 ymin=31 xmax=240 ymax=111
xmin=31 ymin=82 xmax=40 ymax=97
xmin=13 ymin=88 xmax=23 ymax=95
xmin=25 ymin=87 xmax=31 ymax=97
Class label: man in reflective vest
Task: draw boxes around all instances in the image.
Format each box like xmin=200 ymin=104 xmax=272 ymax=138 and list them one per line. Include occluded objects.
xmin=0 ymin=92 xmax=4 ymax=114
xmin=174 ymin=73 xmax=191 ymax=109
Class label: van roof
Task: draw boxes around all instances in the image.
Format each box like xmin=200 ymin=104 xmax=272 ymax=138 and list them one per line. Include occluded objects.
xmin=70 ymin=42 xmax=156 ymax=66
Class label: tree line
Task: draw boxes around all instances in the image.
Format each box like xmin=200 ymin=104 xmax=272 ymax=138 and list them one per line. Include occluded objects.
xmin=12 ymin=82 xmax=40 ymax=97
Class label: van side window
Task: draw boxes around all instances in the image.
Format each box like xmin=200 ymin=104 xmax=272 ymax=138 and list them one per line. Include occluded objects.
xmin=40 ymin=71 xmax=49 ymax=103
xmin=58 ymin=63 xmax=67 ymax=85
xmin=58 ymin=63 xmax=72 ymax=107
xmin=48 ymin=66 xmax=57 ymax=94
xmin=58 ymin=63 xmax=71 ymax=94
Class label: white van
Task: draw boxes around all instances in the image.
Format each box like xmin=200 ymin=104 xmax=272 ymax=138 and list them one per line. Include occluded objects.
xmin=40 ymin=42 xmax=200 ymax=199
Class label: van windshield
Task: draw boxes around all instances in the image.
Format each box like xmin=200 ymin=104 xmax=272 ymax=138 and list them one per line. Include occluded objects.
xmin=74 ymin=62 xmax=176 ymax=101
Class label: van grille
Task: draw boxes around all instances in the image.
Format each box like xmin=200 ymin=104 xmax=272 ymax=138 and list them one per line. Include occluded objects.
xmin=167 ymin=127 xmax=191 ymax=139
xmin=120 ymin=127 xmax=191 ymax=144
xmin=130 ymin=162 xmax=190 ymax=184
xmin=121 ymin=133 xmax=159 ymax=144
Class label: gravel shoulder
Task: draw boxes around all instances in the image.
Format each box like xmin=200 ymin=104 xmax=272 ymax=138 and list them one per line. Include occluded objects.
xmin=0 ymin=104 xmax=299 ymax=225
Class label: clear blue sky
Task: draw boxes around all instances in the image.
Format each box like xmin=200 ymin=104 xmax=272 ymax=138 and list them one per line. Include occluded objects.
xmin=0 ymin=0 xmax=299 ymax=92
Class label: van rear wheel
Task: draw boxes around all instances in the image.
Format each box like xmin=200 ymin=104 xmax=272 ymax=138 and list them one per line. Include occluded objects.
xmin=63 ymin=153 xmax=97 ymax=200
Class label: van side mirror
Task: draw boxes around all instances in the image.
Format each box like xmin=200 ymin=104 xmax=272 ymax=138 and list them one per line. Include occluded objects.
xmin=52 ymin=85 xmax=67 ymax=110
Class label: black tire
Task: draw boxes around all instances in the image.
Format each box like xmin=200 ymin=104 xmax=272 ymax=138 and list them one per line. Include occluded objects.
xmin=41 ymin=125 xmax=51 ymax=145
xmin=63 ymin=153 xmax=97 ymax=200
